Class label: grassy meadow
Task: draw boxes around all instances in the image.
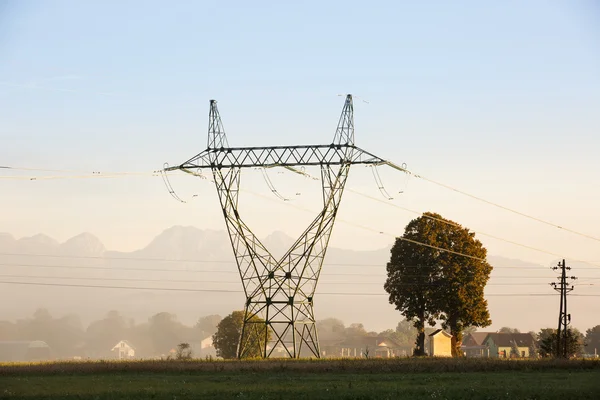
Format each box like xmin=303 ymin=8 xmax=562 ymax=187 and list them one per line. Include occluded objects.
xmin=1 ymin=358 xmax=599 ymax=399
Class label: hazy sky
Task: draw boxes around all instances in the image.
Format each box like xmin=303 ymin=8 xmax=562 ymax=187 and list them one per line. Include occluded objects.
xmin=1 ymin=0 xmax=600 ymax=269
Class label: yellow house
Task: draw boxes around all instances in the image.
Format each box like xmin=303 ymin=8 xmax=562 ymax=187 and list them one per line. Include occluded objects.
xmin=483 ymin=333 xmax=535 ymax=358
xmin=429 ymin=329 xmax=453 ymax=357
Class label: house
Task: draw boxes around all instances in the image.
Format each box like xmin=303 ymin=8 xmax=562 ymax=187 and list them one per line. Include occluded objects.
xmin=189 ymin=336 xmax=217 ymax=358
xmin=322 ymin=336 xmax=411 ymax=358
xmin=0 ymin=341 xmax=52 ymax=362
xmin=462 ymin=332 xmax=493 ymax=358
xmin=429 ymin=329 xmax=452 ymax=357
xmin=483 ymin=333 xmax=535 ymax=358
xmin=111 ymin=340 xmax=135 ymax=360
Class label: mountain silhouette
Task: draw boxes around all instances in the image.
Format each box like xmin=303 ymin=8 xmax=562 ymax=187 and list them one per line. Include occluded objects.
xmin=0 ymin=226 xmax=565 ymax=333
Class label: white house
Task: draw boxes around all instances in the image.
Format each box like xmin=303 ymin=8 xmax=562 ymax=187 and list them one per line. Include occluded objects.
xmin=189 ymin=336 xmax=217 ymax=358
xmin=111 ymin=340 xmax=135 ymax=360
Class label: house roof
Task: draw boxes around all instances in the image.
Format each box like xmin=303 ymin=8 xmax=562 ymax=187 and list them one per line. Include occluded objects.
xmin=0 ymin=341 xmax=49 ymax=348
xmin=338 ymin=335 xmax=410 ymax=349
xmin=484 ymin=333 xmax=535 ymax=348
xmin=0 ymin=341 xmax=51 ymax=361
xmin=339 ymin=336 xmax=381 ymax=348
xmin=378 ymin=337 xmax=404 ymax=348
xmin=111 ymin=340 xmax=135 ymax=351
xmin=429 ymin=329 xmax=452 ymax=338
xmin=465 ymin=332 xmax=491 ymax=346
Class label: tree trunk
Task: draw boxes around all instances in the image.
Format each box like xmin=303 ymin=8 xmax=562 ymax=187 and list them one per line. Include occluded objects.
xmin=413 ymin=314 xmax=426 ymax=356
xmin=450 ymin=324 xmax=463 ymax=357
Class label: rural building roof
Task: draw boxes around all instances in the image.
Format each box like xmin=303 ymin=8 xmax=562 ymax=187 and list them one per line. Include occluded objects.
xmin=339 ymin=335 xmax=409 ymax=349
xmin=111 ymin=340 xmax=135 ymax=350
xmin=465 ymin=332 xmax=491 ymax=346
xmin=429 ymin=329 xmax=452 ymax=338
xmin=485 ymin=333 xmax=535 ymax=348
xmin=0 ymin=341 xmax=51 ymax=362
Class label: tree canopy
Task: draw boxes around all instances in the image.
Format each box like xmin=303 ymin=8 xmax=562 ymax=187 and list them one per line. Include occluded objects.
xmin=384 ymin=212 xmax=493 ymax=356
xmin=498 ymin=327 xmax=521 ymax=334
xmin=537 ymin=328 xmax=584 ymax=358
xmin=212 ymin=311 xmax=271 ymax=359
xmin=585 ymin=325 xmax=600 ymax=355
xmin=195 ymin=314 xmax=222 ymax=338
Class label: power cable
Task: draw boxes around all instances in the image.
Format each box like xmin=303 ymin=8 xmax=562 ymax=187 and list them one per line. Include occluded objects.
xmin=4 ymin=163 xmax=600 ymax=269
xmin=1 ymin=253 xmax=583 ymax=269
xmin=5 ymin=161 xmax=600 ymax=246
xmin=0 ymin=274 xmax=565 ymax=286
xmin=370 ymin=165 xmax=394 ymax=200
xmin=159 ymin=164 xmax=186 ymax=203
xmin=260 ymin=168 xmax=289 ymax=201
xmin=241 ymin=186 xmax=493 ymax=263
xmin=346 ymin=188 xmax=579 ymax=262
xmin=285 ymin=167 xmax=600 ymax=269
xmin=2 ymin=280 xmax=594 ymax=296
xmin=0 ymin=262 xmax=576 ymax=278
xmin=0 ymin=165 xmax=161 ymax=180
xmin=397 ymin=166 xmax=600 ymax=244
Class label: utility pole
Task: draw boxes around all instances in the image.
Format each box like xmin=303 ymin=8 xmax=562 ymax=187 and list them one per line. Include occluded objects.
xmin=550 ymin=259 xmax=576 ymax=358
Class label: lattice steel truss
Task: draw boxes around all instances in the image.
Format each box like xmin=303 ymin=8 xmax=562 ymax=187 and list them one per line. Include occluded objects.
xmin=167 ymin=95 xmax=390 ymax=358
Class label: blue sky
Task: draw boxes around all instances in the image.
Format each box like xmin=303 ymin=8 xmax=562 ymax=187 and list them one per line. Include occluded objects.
xmin=1 ymin=0 xmax=599 ymax=263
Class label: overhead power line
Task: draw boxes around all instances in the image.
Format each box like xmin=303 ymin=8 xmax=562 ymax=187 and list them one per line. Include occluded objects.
xmin=5 ymin=262 xmax=590 ymax=278
xmin=288 ymin=166 xmax=600 ymax=269
xmin=2 ymin=280 xmax=598 ymax=296
xmin=4 ymin=161 xmax=600 ymax=268
xmin=3 ymin=252 xmax=588 ymax=269
xmin=0 ymin=165 xmax=159 ymax=176
xmin=346 ymin=188 xmax=581 ymax=261
xmin=0 ymin=274 xmax=568 ymax=286
xmin=400 ymin=168 xmax=600 ymax=244
xmin=4 ymin=159 xmax=599 ymax=247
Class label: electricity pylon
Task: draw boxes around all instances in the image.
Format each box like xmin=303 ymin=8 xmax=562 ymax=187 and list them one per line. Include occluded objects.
xmin=166 ymin=95 xmax=395 ymax=358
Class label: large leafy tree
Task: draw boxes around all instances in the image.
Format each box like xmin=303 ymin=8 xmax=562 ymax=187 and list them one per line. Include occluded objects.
xmin=498 ymin=327 xmax=520 ymax=334
xmin=316 ymin=318 xmax=345 ymax=342
xmin=385 ymin=212 xmax=492 ymax=356
xmin=195 ymin=314 xmax=222 ymax=338
xmin=538 ymin=327 xmax=584 ymax=358
xmin=86 ymin=310 xmax=130 ymax=357
xmin=212 ymin=311 xmax=271 ymax=359
xmin=584 ymin=325 xmax=600 ymax=355
xmin=385 ymin=214 xmax=442 ymax=355
xmin=18 ymin=308 xmax=85 ymax=358
xmin=147 ymin=312 xmax=190 ymax=355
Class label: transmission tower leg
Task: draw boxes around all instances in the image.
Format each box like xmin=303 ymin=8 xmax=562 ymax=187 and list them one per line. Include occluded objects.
xmin=212 ymin=164 xmax=350 ymax=358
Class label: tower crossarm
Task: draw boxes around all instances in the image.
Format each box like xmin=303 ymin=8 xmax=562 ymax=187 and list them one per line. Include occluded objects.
xmin=165 ymin=144 xmax=386 ymax=171
xmin=162 ymin=95 xmax=404 ymax=359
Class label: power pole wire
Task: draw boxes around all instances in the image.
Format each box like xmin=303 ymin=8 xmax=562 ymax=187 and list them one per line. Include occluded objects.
xmin=1 ymin=280 xmax=597 ymax=296
xmin=550 ymin=259 xmax=577 ymax=358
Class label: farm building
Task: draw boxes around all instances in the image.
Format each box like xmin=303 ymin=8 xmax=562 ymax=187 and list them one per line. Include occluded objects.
xmin=462 ymin=332 xmax=493 ymax=357
xmin=483 ymin=333 xmax=535 ymax=358
xmin=429 ymin=329 xmax=452 ymax=357
xmin=189 ymin=336 xmax=217 ymax=358
xmin=111 ymin=340 xmax=135 ymax=360
xmin=321 ymin=335 xmax=412 ymax=358
xmin=0 ymin=340 xmax=52 ymax=362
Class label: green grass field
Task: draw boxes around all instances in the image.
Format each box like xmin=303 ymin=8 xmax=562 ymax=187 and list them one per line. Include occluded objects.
xmin=1 ymin=358 xmax=599 ymax=399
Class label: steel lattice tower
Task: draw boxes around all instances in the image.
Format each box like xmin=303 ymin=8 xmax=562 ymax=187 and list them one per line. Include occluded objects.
xmin=167 ymin=95 xmax=391 ymax=358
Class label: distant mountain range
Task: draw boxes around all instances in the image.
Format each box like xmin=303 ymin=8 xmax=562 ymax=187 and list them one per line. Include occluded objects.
xmin=0 ymin=232 xmax=106 ymax=255
xmin=0 ymin=226 xmax=586 ymax=333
